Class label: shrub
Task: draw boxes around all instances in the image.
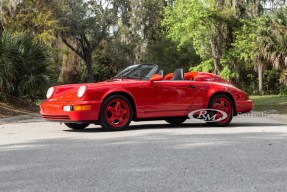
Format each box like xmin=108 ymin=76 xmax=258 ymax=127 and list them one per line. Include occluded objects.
xmin=0 ymin=31 xmax=50 ymax=101
xmin=279 ymin=84 xmax=287 ymax=96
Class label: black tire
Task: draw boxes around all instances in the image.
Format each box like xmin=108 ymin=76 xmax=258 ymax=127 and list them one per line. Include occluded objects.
xmin=99 ymin=95 xmax=133 ymax=131
xmin=205 ymin=94 xmax=234 ymax=127
xmin=64 ymin=123 xmax=90 ymax=130
xmin=165 ymin=118 xmax=186 ymax=125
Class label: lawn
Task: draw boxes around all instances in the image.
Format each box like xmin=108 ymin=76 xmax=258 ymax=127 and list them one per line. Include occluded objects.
xmin=250 ymin=95 xmax=287 ymax=114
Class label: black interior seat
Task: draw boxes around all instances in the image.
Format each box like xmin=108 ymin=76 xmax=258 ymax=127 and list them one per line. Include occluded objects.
xmin=172 ymin=68 xmax=184 ymax=80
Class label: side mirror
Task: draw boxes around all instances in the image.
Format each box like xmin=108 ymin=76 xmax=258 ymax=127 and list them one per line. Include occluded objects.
xmin=150 ymin=74 xmax=163 ymax=83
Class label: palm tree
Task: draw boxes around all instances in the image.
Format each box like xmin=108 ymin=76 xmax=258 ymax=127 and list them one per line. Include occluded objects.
xmin=257 ymin=8 xmax=287 ymax=92
xmin=246 ymin=8 xmax=287 ymax=95
xmin=0 ymin=31 xmax=50 ymax=101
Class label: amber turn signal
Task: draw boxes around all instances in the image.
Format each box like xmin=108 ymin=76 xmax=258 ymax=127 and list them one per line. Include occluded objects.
xmin=73 ymin=105 xmax=92 ymax=111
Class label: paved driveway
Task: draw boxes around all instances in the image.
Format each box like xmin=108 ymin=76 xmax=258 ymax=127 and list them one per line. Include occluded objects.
xmin=1 ymin=116 xmax=287 ymax=192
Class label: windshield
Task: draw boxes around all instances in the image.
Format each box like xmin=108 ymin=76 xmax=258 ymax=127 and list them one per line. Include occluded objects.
xmin=115 ymin=64 xmax=159 ymax=80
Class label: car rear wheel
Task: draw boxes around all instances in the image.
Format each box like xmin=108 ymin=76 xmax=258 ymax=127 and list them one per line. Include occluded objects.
xmin=99 ymin=95 xmax=133 ymax=131
xmin=165 ymin=118 xmax=186 ymax=125
xmin=205 ymin=94 xmax=234 ymax=127
xmin=64 ymin=123 xmax=90 ymax=130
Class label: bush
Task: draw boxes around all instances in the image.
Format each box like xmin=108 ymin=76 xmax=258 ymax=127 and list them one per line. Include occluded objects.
xmin=0 ymin=31 xmax=50 ymax=101
xmin=279 ymin=84 xmax=287 ymax=96
xmin=263 ymin=70 xmax=281 ymax=94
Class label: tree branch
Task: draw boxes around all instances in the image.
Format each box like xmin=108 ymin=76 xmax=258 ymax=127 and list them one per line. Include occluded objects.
xmin=79 ymin=36 xmax=85 ymax=51
xmin=61 ymin=37 xmax=84 ymax=59
xmin=82 ymin=34 xmax=91 ymax=49
xmin=91 ymin=0 xmax=111 ymax=50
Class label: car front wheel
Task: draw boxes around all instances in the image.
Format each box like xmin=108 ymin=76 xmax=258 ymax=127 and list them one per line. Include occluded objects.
xmin=99 ymin=95 xmax=133 ymax=131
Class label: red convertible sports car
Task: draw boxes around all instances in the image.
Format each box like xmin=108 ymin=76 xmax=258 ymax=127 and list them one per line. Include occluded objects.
xmin=40 ymin=64 xmax=253 ymax=131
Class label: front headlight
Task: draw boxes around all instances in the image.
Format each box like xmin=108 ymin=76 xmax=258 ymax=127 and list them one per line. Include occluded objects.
xmin=77 ymin=85 xmax=87 ymax=98
xmin=46 ymin=87 xmax=54 ymax=99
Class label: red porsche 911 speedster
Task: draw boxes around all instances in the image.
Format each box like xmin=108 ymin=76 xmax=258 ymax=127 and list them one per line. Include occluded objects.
xmin=40 ymin=64 xmax=253 ymax=131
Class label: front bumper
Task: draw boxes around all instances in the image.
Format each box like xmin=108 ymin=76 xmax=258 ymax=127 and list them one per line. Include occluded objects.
xmin=235 ymin=100 xmax=254 ymax=114
xmin=40 ymin=100 xmax=101 ymax=122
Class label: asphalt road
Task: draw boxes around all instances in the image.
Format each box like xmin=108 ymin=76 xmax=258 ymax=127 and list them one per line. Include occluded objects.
xmin=1 ymin=116 xmax=287 ymax=192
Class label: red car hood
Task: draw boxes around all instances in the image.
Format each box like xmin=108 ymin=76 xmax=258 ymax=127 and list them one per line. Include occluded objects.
xmin=48 ymin=79 xmax=143 ymax=101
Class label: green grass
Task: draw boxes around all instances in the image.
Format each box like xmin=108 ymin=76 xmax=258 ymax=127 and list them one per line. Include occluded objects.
xmin=250 ymin=95 xmax=287 ymax=114
xmin=35 ymin=100 xmax=44 ymax=106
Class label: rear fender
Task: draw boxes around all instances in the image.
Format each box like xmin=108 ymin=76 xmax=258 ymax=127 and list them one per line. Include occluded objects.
xmin=207 ymin=87 xmax=236 ymax=111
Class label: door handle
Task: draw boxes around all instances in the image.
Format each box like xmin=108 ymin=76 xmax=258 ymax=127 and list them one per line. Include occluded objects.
xmin=187 ymin=85 xmax=196 ymax=89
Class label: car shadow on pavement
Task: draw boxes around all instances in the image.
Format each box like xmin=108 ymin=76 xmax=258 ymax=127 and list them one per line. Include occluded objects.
xmin=229 ymin=122 xmax=287 ymax=127
xmin=63 ymin=122 xmax=287 ymax=132
xmin=63 ymin=123 xmax=206 ymax=132
xmin=127 ymin=122 xmax=286 ymax=131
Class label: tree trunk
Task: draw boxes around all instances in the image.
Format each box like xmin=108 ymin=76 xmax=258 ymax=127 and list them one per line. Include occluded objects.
xmin=84 ymin=52 xmax=94 ymax=83
xmin=253 ymin=0 xmax=262 ymax=95
xmin=232 ymin=0 xmax=238 ymax=8
xmin=213 ymin=57 xmax=221 ymax=75
xmin=0 ymin=21 xmax=3 ymax=35
xmin=253 ymin=0 xmax=261 ymax=17
xmin=258 ymin=64 xmax=263 ymax=95
xmin=210 ymin=37 xmax=222 ymax=75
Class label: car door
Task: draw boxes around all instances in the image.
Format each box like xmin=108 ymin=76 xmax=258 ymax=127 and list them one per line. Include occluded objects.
xmin=142 ymin=80 xmax=197 ymax=116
